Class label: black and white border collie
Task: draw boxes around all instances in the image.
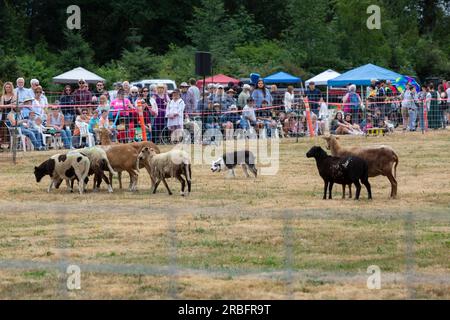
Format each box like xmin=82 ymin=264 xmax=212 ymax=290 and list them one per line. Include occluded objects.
xmin=211 ymin=150 xmax=258 ymax=178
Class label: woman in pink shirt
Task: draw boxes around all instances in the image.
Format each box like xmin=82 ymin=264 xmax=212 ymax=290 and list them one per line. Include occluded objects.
xmin=110 ymin=89 xmax=135 ymax=142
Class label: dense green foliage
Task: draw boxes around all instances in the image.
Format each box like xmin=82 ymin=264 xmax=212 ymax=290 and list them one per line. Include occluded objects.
xmin=0 ymin=0 xmax=449 ymax=89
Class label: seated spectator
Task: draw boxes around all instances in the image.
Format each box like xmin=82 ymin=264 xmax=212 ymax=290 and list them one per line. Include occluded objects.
xmin=317 ymin=97 xmax=329 ymax=135
xmin=205 ymin=103 xmax=221 ymax=130
xmin=240 ymin=97 xmax=257 ymax=130
xmin=344 ymin=113 xmax=363 ymax=134
xmin=74 ymin=108 xmax=91 ymax=147
xmin=330 ymin=112 xmax=363 ymax=135
xmin=97 ymin=94 xmax=111 ymax=114
xmin=220 ymin=104 xmax=241 ymax=140
xmin=89 ymin=109 xmax=100 ymax=134
xmin=256 ymin=100 xmax=277 ymax=137
xmin=306 ymin=113 xmax=319 ymax=136
xmin=286 ymin=113 xmax=304 ymax=137
xmin=98 ymin=110 xmax=117 ymax=142
xmin=361 ymin=113 xmax=374 ymax=133
xmin=6 ymin=99 xmax=44 ymax=150
xmin=47 ymin=106 xmax=73 ymax=149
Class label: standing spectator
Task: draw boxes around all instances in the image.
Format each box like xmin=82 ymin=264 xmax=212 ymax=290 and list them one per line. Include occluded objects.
xmin=207 ymin=84 xmax=217 ymax=102
xmin=446 ymin=81 xmax=450 ymax=125
xmin=1 ymin=82 xmax=16 ymax=120
xmin=92 ymin=81 xmax=109 ymax=103
xmin=141 ymin=88 xmax=158 ymax=140
xmin=128 ymin=86 xmax=140 ymax=106
xmin=408 ymin=85 xmax=419 ymax=131
xmin=31 ymin=85 xmax=48 ymax=121
xmin=180 ymin=82 xmax=196 ymax=115
xmin=73 ymin=79 xmax=93 ymax=115
xmin=305 ymin=81 xmax=321 ymax=115
xmin=225 ymin=88 xmax=237 ymax=110
xmin=428 ymin=83 xmax=440 ymax=129
xmin=47 ymin=106 xmax=73 ymax=149
xmin=188 ymin=78 xmax=200 ymax=103
xmin=109 ymin=82 xmax=122 ymax=101
xmin=6 ymin=99 xmax=44 ymax=150
xmin=343 ymin=85 xmax=362 ymax=125
xmin=237 ymin=84 xmax=251 ymax=110
xmin=197 ymin=92 xmax=210 ymax=114
xmin=438 ymin=84 xmax=448 ymax=128
xmin=30 ymin=79 xmax=42 ymax=94
xmin=122 ymin=81 xmax=131 ymax=97
xmin=59 ymin=85 xmax=76 ymax=123
xmin=213 ymin=85 xmax=227 ymax=111
xmin=270 ymin=85 xmax=282 ymax=108
xmin=417 ymin=84 xmax=429 ymax=132
xmin=252 ymin=79 xmax=272 ymax=108
xmin=153 ymin=84 xmax=170 ymax=143
xmin=166 ymin=89 xmax=185 ymax=141
xmin=284 ymin=85 xmax=295 ymax=113
xmin=401 ymin=85 xmax=416 ymax=131
xmin=14 ymin=77 xmax=32 ymax=104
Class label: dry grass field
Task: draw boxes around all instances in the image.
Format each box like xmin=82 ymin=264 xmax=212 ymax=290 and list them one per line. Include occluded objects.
xmin=0 ymin=131 xmax=449 ymax=299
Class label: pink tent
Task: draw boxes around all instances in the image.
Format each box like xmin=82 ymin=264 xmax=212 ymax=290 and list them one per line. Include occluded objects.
xmin=196 ymin=74 xmax=240 ymax=88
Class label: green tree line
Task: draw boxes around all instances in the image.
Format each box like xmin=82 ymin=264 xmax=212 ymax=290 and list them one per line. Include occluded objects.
xmin=0 ymin=0 xmax=449 ymax=90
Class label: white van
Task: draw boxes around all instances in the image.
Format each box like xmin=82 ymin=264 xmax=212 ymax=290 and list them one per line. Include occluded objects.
xmin=131 ymin=79 xmax=177 ymax=94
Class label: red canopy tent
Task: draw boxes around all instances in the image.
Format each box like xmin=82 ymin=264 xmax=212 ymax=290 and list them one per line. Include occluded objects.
xmin=196 ymin=74 xmax=240 ymax=88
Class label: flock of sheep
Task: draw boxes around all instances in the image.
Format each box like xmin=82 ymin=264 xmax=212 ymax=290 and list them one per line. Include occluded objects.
xmin=32 ymin=135 xmax=399 ymax=200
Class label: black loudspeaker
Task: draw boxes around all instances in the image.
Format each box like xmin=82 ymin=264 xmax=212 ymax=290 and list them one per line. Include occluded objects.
xmin=195 ymin=51 xmax=212 ymax=76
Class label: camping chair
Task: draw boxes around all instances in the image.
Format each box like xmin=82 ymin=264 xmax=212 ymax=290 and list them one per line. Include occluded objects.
xmin=76 ymin=122 xmax=95 ymax=147
xmin=4 ymin=122 xmax=33 ymax=152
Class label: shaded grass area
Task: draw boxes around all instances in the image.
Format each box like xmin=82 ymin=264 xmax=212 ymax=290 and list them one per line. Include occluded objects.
xmin=0 ymin=131 xmax=449 ymax=299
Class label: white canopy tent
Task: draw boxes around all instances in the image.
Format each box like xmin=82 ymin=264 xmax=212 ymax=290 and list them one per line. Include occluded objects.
xmin=305 ymin=69 xmax=341 ymax=104
xmin=305 ymin=69 xmax=341 ymax=86
xmin=53 ymin=67 xmax=105 ymax=84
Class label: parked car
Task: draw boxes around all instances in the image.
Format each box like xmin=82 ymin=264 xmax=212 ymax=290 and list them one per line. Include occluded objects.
xmin=131 ymin=79 xmax=177 ymax=94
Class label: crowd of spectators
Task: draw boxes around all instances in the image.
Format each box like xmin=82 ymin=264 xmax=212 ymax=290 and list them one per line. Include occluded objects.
xmin=0 ymin=76 xmax=449 ymax=151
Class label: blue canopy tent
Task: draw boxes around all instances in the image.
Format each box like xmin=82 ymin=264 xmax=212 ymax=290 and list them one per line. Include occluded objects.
xmin=327 ymin=63 xmax=403 ymax=87
xmin=264 ymin=71 xmax=302 ymax=84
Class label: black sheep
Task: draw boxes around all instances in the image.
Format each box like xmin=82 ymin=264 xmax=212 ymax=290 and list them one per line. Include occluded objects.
xmin=306 ymin=146 xmax=372 ymax=200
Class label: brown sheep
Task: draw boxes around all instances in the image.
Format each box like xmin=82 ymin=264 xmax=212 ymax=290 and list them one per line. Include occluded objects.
xmin=323 ymin=135 xmax=399 ymax=198
xmin=101 ymin=144 xmax=143 ymax=191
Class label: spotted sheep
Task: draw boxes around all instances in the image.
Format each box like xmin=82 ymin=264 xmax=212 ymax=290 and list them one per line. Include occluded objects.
xmin=34 ymin=153 xmax=90 ymax=194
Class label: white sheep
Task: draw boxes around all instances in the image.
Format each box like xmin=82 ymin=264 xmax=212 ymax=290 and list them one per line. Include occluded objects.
xmin=138 ymin=147 xmax=192 ymax=196
xmin=69 ymin=147 xmax=117 ymax=193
